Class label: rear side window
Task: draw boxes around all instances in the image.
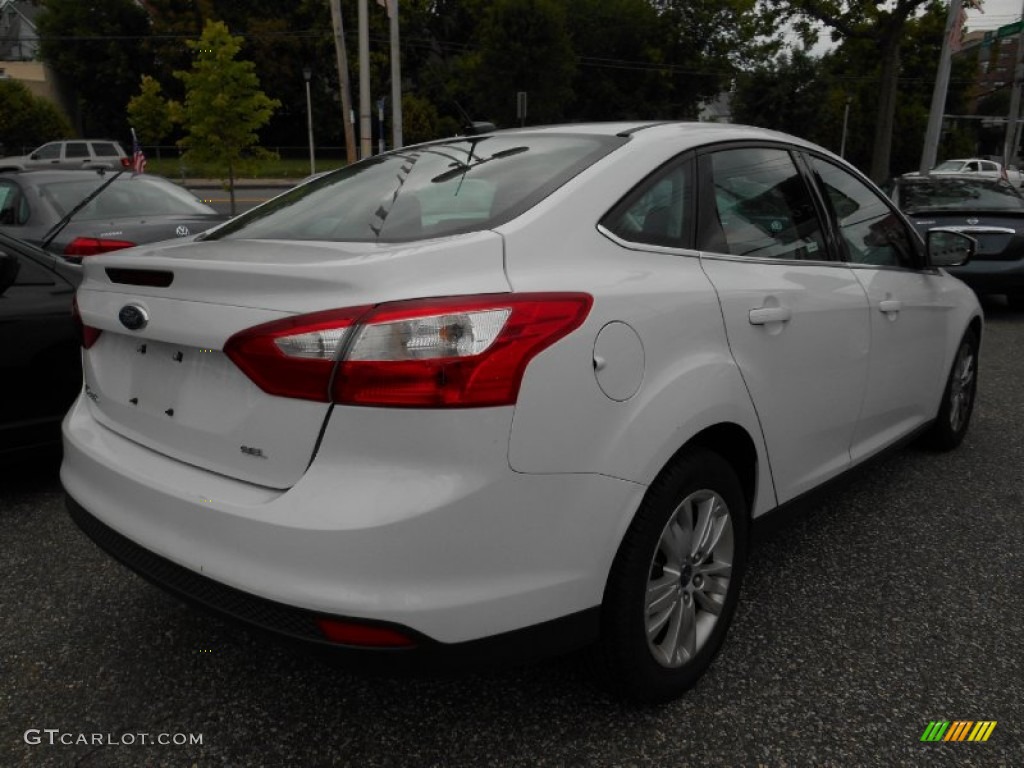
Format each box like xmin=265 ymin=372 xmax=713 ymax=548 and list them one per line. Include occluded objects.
xmin=699 ymin=147 xmax=827 ymax=261
xmin=91 ymin=142 xmax=120 ymax=157
xmin=602 ymin=158 xmax=692 ymax=248
xmin=206 ymin=134 xmax=624 ymax=243
xmin=65 ymin=142 xmax=90 ymax=159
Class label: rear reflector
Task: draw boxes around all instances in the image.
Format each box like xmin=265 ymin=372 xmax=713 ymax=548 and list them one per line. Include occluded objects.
xmin=315 ymin=618 xmax=417 ymax=648
xmin=223 ymin=293 xmax=593 ymax=407
xmin=64 ymin=237 xmax=137 ymax=259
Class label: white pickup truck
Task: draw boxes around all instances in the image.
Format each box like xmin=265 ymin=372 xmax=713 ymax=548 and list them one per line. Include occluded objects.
xmin=930 ymin=158 xmax=1024 ymax=187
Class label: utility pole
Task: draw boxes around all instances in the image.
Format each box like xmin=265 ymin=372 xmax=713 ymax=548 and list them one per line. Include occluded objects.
xmin=920 ymin=0 xmax=963 ymax=174
xmin=1004 ymin=1 xmax=1024 ymax=170
xmin=328 ymin=0 xmax=356 ymax=165
xmin=388 ymin=0 xmax=402 ymax=149
xmin=358 ymin=0 xmax=372 ymax=159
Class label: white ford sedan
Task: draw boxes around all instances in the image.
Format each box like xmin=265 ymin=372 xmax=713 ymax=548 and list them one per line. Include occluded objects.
xmin=62 ymin=123 xmax=981 ymax=702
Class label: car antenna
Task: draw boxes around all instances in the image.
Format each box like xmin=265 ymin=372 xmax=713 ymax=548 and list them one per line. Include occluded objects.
xmin=453 ymin=101 xmax=496 ymax=136
xmin=41 ymin=169 xmax=125 ymax=251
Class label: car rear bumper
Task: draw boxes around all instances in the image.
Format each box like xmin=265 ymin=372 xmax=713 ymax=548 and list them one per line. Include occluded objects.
xmin=948 ymin=260 xmax=1024 ymax=294
xmin=61 ymin=396 xmax=644 ymax=647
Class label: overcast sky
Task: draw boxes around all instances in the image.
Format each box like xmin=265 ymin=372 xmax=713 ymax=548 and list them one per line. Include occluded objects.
xmin=967 ymin=0 xmax=1024 ymax=32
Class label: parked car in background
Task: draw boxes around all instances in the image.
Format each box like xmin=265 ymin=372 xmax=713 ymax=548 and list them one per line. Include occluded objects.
xmin=890 ymin=173 xmax=1024 ymax=307
xmin=927 ymin=157 xmax=1024 ymax=187
xmin=0 ymin=139 xmax=130 ymax=172
xmin=0 ymin=169 xmax=227 ymax=261
xmin=0 ymin=231 xmax=82 ymax=456
xmin=63 ymin=122 xmax=981 ymax=703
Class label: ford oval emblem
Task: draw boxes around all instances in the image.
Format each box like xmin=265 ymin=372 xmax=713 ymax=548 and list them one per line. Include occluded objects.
xmin=966 ymin=217 xmax=980 ymax=225
xmin=118 ymin=304 xmax=149 ymax=331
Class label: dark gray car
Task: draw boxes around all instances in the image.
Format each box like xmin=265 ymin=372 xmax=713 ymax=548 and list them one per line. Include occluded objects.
xmin=0 ymin=169 xmax=227 ymax=261
xmin=890 ymin=173 xmax=1024 ymax=307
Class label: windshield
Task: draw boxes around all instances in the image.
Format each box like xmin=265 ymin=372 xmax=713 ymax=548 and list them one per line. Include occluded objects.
xmin=899 ymin=178 xmax=1024 ymax=213
xmin=932 ymin=160 xmax=966 ymax=172
xmin=206 ymin=133 xmax=624 ymax=243
xmin=39 ymin=176 xmax=216 ymax=220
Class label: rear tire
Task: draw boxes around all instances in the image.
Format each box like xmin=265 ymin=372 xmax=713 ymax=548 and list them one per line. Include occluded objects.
xmin=923 ymin=330 xmax=978 ymax=451
xmin=595 ymin=448 xmax=748 ymax=704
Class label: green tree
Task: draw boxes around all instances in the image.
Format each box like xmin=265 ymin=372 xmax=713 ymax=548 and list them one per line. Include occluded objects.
xmin=36 ymin=0 xmax=152 ymax=137
xmin=172 ymin=20 xmax=280 ymax=214
xmin=0 ymin=80 xmax=72 ymax=154
xmin=774 ymin=0 xmax=935 ymax=182
xmin=127 ymin=75 xmax=173 ymax=157
xmin=470 ymin=0 xmax=577 ymax=125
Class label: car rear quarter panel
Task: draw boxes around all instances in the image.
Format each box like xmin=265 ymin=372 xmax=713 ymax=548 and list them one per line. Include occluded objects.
xmin=498 ymin=142 xmax=776 ymax=518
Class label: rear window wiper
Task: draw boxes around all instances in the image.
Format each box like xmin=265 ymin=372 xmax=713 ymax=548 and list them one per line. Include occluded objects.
xmin=430 ymin=147 xmax=530 ymax=184
xmin=41 ymin=170 xmax=124 ymax=250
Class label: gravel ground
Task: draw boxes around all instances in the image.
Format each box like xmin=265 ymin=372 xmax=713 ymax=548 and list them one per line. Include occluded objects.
xmin=1 ymin=300 xmax=1022 ymax=768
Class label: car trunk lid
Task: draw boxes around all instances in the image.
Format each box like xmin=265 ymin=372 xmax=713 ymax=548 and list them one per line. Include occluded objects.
xmin=74 ymin=234 xmax=510 ymax=488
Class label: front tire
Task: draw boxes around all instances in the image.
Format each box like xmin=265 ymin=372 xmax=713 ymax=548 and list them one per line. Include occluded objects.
xmin=596 ymin=448 xmax=748 ymax=703
xmin=924 ymin=329 xmax=978 ymax=451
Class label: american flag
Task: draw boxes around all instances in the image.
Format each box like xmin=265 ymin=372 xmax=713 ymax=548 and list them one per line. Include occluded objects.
xmin=131 ymin=128 xmax=146 ymax=174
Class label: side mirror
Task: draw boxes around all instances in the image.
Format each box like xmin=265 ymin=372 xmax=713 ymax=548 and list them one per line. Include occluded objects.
xmin=0 ymin=250 xmax=21 ymax=295
xmin=927 ymin=229 xmax=975 ymax=268
xmin=29 ymin=152 xmax=39 ymax=160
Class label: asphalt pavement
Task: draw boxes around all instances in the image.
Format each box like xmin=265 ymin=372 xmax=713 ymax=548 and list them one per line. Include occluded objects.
xmin=2 ymin=300 xmax=1023 ymax=767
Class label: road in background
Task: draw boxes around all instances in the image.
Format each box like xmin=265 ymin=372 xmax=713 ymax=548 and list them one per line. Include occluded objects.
xmin=2 ymin=299 xmax=1022 ymax=766
xmin=184 ymin=180 xmax=297 ymax=216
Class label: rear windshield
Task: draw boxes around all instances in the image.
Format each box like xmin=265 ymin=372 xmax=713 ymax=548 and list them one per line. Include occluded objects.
xmin=39 ymin=176 xmax=216 ymax=220
xmin=206 ymin=133 xmax=624 ymax=243
xmin=899 ymin=178 xmax=1024 ymax=213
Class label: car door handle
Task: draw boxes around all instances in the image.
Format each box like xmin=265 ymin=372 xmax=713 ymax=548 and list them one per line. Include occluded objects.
xmin=879 ymin=299 xmax=902 ymax=314
xmin=748 ymin=306 xmax=792 ymax=325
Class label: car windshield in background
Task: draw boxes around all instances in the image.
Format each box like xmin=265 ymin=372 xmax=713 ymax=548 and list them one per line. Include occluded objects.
xmin=39 ymin=176 xmax=216 ymax=220
xmin=206 ymin=133 xmax=624 ymax=243
xmin=932 ymin=161 xmax=965 ymax=172
xmin=900 ymin=178 xmax=1024 ymax=213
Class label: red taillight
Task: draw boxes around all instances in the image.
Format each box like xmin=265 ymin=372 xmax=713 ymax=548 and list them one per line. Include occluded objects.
xmin=120 ymin=157 xmax=132 ymax=169
xmin=64 ymin=237 xmax=137 ymax=259
xmin=336 ymin=293 xmax=593 ymax=407
xmin=223 ymin=306 xmax=370 ymax=402
xmin=315 ymin=618 xmax=417 ymax=648
xmin=224 ymin=293 xmax=593 ymax=407
xmin=71 ymin=295 xmax=102 ymax=349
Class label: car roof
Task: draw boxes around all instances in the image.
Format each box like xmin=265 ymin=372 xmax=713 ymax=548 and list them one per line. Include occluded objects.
xmin=455 ymin=120 xmax=826 ymax=153
xmin=0 ymin=169 xmax=150 ymax=184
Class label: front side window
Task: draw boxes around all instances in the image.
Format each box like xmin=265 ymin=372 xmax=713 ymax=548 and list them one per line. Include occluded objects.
xmin=206 ymin=134 xmax=624 ymax=244
xmin=812 ymin=157 xmax=918 ymax=268
xmin=33 ymin=143 xmax=60 ymax=160
xmin=602 ymin=158 xmax=692 ymax=248
xmin=700 ymin=147 xmax=827 ymax=260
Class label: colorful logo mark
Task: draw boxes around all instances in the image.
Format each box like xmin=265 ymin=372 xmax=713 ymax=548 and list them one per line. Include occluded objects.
xmin=920 ymin=721 xmax=997 ymax=742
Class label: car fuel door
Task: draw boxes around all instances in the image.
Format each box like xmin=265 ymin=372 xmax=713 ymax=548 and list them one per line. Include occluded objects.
xmin=697 ymin=146 xmax=871 ymax=504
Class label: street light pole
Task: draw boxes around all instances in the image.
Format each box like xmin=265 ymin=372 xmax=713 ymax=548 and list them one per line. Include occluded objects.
xmin=303 ymin=67 xmax=315 ymax=176
xmin=840 ymin=97 xmax=852 ymax=158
